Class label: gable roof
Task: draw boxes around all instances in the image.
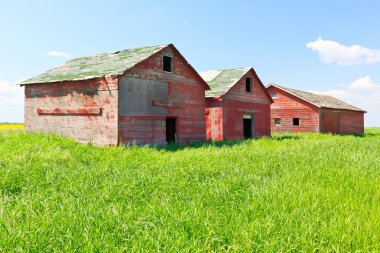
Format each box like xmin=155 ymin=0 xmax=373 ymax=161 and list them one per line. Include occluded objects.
xmin=20 ymin=44 xmax=210 ymax=90
xmin=200 ymin=67 xmax=273 ymax=102
xmin=21 ymin=44 xmax=167 ymax=85
xmin=268 ymin=84 xmax=366 ymax=112
xmin=200 ymin=68 xmax=250 ymax=97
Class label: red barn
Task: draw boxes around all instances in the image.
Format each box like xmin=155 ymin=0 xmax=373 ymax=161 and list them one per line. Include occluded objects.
xmin=20 ymin=44 xmax=210 ymax=146
xmin=267 ymin=84 xmax=366 ymax=134
xmin=200 ymin=68 xmax=273 ymax=141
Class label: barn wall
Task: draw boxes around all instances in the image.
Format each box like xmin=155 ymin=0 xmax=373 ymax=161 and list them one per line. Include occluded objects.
xmin=220 ymin=71 xmax=272 ymax=140
xmin=224 ymin=70 xmax=272 ymax=105
xmin=320 ymin=109 xmax=364 ymax=134
xmin=222 ymin=102 xmax=271 ymax=140
xmin=268 ymin=86 xmax=319 ymax=133
xmin=24 ymin=77 xmax=119 ymax=146
xmin=118 ymin=46 xmax=206 ymax=145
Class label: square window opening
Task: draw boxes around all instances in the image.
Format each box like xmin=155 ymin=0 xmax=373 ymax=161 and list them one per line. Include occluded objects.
xmin=246 ymin=78 xmax=252 ymax=92
xmin=274 ymin=118 xmax=281 ymax=125
xmin=163 ymin=55 xmax=172 ymax=72
xmin=293 ymin=118 xmax=300 ymax=126
xmin=271 ymin=93 xmax=279 ymax=98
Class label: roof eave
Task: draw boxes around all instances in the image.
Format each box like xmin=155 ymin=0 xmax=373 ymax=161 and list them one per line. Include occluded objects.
xmin=267 ymin=83 xmax=321 ymax=109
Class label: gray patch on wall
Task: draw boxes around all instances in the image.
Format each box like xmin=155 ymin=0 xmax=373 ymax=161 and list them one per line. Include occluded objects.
xmin=119 ymin=76 xmax=168 ymax=116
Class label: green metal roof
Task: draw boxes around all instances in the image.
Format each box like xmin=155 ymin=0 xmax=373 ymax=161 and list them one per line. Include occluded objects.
xmin=200 ymin=68 xmax=250 ymax=97
xmin=20 ymin=44 xmax=168 ymax=85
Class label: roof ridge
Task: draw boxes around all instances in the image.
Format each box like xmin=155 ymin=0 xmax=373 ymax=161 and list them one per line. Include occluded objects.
xmin=67 ymin=44 xmax=170 ymax=61
xmin=20 ymin=44 xmax=169 ymax=85
xmin=268 ymin=84 xmax=366 ymax=112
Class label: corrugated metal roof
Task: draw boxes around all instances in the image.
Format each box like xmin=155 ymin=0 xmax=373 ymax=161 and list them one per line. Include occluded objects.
xmin=200 ymin=68 xmax=250 ymax=97
xmin=269 ymin=84 xmax=366 ymax=112
xmin=20 ymin=44 xmax=168 ymax=85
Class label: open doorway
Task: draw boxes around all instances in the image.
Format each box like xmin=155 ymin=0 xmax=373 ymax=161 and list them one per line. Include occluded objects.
xmin=243 ymin=115 xmax=254 ymax=139
xmin=166 ymin=117 xmax=177 ymax=143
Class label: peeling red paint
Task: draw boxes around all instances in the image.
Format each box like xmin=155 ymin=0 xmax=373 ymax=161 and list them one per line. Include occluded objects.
xmin=267 ymin=86 xmax=364 ymax=134
xmin=206 ymin=70 xmax=272 ymax=141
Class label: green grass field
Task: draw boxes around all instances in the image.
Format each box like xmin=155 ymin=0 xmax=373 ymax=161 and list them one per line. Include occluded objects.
xmin=0 ymin=127 xmax=379 ymax=251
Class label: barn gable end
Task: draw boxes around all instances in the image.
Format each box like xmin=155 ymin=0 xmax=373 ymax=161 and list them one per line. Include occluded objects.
xmin=118 ymin=45 xmax=209 ymax=145
xmin=201 ymin=67 xmax=272 ymax=140
xmin=20 ymin=44 xmax=209 ymax=146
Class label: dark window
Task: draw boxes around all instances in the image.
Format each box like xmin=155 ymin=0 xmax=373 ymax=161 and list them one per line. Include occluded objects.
xmin=293 ymin=118 xmax=300 ymax=126
xmin=166 ymin=117 xmax=176 ymax=143
xmin=246 ymin=78 xmax=252 ymax=92
xmin=271 ymin=93 xmax=279 ymax=98
xmin=84 ymin=88 xmax=97 ymax=96
xmin=163 ymin=55 xmax=172 ymax=72
xmin=274 ymin=118 xmax=281 ymax=125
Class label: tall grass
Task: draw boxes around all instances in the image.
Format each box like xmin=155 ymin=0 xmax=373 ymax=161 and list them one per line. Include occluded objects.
xmin=0 ymin=129 xmax=379 ymax=251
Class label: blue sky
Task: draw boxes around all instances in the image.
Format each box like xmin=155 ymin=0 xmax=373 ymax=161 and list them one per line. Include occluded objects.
xmin=1 ymin=0 xmax=379 ymax=125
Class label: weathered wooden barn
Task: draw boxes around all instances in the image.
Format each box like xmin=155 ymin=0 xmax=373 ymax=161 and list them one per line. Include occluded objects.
xmin=20 ymin=44 xmax=210 ymax=146
xmin=200 ymin=68 xmax=273 ymax=141
xmin=267 ymin=84 xmax=366 ymax=134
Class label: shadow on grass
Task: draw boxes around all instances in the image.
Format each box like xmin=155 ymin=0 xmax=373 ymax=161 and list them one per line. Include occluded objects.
xmin=158 ymin=135 xmax=303 ymax=151
xmin=159 ymin=139 xmax=245 ymax=152
xmin=271 ymin=135 xmax=301 ymax=141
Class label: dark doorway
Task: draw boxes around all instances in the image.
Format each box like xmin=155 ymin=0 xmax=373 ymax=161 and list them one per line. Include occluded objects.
xmin=166 ymin=117 xmax=176 ymax=143
xmin=243 ymin=118 xmax=252 ymax=139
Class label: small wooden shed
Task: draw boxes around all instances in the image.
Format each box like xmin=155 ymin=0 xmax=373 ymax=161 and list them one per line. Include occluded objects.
xmin=200 ymin=68 xmax=273 ymax=141
xmin=267 ymin=84 xmax=366 ymax=134
xmin=20 ymin=44 xmax=210 ymax=146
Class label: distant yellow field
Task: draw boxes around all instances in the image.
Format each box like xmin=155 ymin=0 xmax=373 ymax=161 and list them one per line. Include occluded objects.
xmin=0 ymin=123 xmax=24 ymax=130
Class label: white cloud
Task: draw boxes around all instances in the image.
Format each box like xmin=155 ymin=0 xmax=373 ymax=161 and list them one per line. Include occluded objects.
xmin=47 ymin=50 xmax=71 ymax=58
xmin=0 ymin=80 xmax=24 ymax=123
xmin=348 ymin=75 xmax=380 ymax=90
xmin=306 ymin=37 xmax=380 ymax=65
xmin=312 ymin=76 xmax=380 ymax=126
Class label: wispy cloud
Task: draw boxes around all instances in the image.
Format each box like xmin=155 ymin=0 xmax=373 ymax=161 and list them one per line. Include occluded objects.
xmin=312 ymin=76 xmax=380 ymax=126
xmin=306 ymin=37 xmax=380 ymax=65
xmin=47 ymin=50 xmax=71 ymax=58
xmin=0 ymin=80 xmax=24 ymax=122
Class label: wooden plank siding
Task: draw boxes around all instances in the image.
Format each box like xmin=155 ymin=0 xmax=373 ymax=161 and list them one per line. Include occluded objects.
xmin=268 ymin=86 xmax=319 ymax=133
xmin=268 ymin=86 xmax=365 ymax=134
xmin=320 ymin=109 xmax=364 ymax=134
xmin=205 ymin=69 xmax=272 ymax=140
xmin=118 ymin=45 xmax=207 ymax=145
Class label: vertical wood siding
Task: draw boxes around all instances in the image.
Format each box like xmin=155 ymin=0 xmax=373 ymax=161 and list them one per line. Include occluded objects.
xmin=320 ymin=109 xmax=364 ymax=134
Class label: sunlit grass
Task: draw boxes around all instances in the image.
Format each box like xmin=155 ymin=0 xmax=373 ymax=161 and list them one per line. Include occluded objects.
xmin=0 ymin=128 xmax=379 ymax=251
